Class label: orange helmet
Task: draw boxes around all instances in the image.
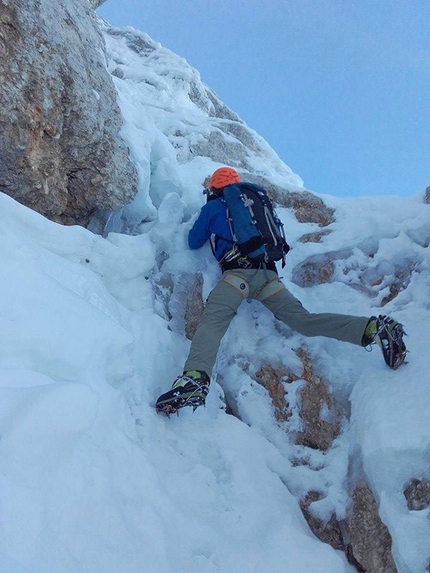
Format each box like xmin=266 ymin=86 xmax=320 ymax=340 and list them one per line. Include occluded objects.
xmin=209 ymin=167 xmax=240 ymax=189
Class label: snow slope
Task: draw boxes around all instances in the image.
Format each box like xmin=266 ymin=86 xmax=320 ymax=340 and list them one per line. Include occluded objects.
xmin=0 ymin=18 xmax=429 ymax=573
xmin=0 ymin=192 xmax=354 ymax=572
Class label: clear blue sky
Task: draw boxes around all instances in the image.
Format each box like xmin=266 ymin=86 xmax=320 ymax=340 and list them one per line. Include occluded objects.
xmin=98 ymin=0 xmax=429 ymax=198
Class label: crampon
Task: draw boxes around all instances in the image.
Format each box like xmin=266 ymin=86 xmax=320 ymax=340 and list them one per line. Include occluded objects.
xmin=155 ymin=371 xmax=210 ymax=416
xmin=370 ymin=315 xmax=408 ymax=369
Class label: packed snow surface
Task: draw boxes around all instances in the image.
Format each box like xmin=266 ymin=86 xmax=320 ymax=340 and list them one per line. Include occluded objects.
xmin=1 ymin=20 xmax=429 ymax=573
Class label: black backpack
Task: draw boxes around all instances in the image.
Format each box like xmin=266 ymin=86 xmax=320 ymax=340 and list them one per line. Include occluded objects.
xmin=222 ymin=183 xmax=290 ymax=266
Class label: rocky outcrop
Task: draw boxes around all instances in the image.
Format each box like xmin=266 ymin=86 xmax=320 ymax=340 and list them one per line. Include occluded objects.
xmin=302 ymin=483 xmax=398 ymax=573
xmin=346 ymin=484 xmax=398 ymax=573
xmin=294 ymin=348 xmax=342 ymax=451
xmin=271 ymin=189 xmax=335 ymax=227
xmin=255 ymin=364 xmax=295 ymax=422
xmin=292 ymin=244 xmax=418 ymax=307
xmin=285 ymin=349 xmax=398 ymax=571
xmin=298 ymin=229 xmax=332 ymax=243
xmin=184 ymin=273 xmax=205 ymax=340
xmin=425 ymin=187 xmax=430 ymax=204
xmin=254 ymin=349 xmax=343 ymax=440
xmin=89 ymin=0 xmax=108 ymax=8
xmin=299 ymin=491 xmax=344 ymax=551
xmin=299 ymin=481 xmax=399 ymax=573
xmin=404 ymin=478 xmax=430 ymax=511
xmin=292 ymin=249 xmax=353 ymax=288
xmin=242 ymin=174 xmax=335 ymax=227
xmin=379 ymin=262 xmax=417 ymax=306
xmin=254 ymin=349 xmax=342 ymax=449
xmin=0 ymin=0 xmax=137 ymax=226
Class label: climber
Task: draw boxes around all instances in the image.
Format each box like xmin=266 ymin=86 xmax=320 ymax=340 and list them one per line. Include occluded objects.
xmin=155 ymin=167 xmax=407 ymax=415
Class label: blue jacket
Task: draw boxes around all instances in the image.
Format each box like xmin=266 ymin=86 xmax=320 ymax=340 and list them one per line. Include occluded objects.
xmin=188 ymin=198 xmax=233 ymax=261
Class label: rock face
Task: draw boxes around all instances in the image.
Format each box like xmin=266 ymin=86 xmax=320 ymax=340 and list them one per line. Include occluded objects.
xmin=88 ymin=0 xmax=107 ymax=8
xmin=243 ymin=174 xmax=335 ymax=226
xmin=302 ymin=484 xmax=399 ymax=573
xmin=292 ymin=246 xmax=419 ymax=309
xmin=347 ymin=484 xmax=398 ymax=573
xmin=292 ymin=249 xmax=354 ymax=288
xmin=294 ymin=348 xmax=341 ymax=452
xmin=299 ymin=491 xmax=344 ymax=551
xmin=253 ymin=347 xmax=399 ymax=571
xmin=255 ymin=364 xmax=293 ymax=422
xmin=0 ymin=0 xmax=137 ymax=226
xmin=184 ymin=273 xmax=205 ymax=340
xmin=404 ymin=478 xmax=430 ymax=511
xmin=298 ymin=229 xmax=331 ymax=243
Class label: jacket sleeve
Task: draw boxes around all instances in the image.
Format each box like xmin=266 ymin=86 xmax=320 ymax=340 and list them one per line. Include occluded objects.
xmin=188 ymin=204 xmax=212 ymax=250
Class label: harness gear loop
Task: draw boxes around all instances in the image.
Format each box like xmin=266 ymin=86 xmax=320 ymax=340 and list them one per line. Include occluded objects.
xmin=221 ymin=273 xmax=250 ymax=299
xmin=254 ymin=278 xmax=285 ymax=302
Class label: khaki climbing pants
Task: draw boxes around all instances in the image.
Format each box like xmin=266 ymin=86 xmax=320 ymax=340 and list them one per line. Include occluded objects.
xmin=184 ymin=268 xmax=369 ymax=377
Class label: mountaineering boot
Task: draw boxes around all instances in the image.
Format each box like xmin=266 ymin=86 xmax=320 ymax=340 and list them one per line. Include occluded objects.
xmin=362 ymin=315 xmax=407 ymax=369
xmin=155 ymin=370 xmax=210 ymax=415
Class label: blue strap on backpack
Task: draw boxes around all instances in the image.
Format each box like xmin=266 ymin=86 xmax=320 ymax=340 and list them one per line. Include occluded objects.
xmin=222 ymin=183 xmax=290 ymax=266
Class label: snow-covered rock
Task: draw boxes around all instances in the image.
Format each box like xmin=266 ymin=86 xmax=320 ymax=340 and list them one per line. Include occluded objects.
xmin=99 ymin=22 xmax=306 ymax=232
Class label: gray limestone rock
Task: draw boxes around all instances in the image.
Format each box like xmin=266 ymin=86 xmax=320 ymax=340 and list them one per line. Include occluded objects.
xmin=299 ymin=472 xmax=400 ymax=572
xmin=292 ymin=249 xmax=354 ymax=288
xmin=347 ymin=484 xmax=398 ymax=573
xmin=184 ymin=272 xmax=205 ymax=341
xmin=299 ymin=491 xmax=344 ymax=551
xmin=239 ymin=174 xmax=336 ymax=226
xmin=88 ymin=0 xmax=107 ymax=8
xmin=404 ymin=478 xmax=430 ymax=511
xmin=0 ymin=0 xmax=137 ymax=226
xmin=255 ymin=364 xmax=296 ymax=423
xmin=298 ymin=230 xmax=332 ymax=243
xmin=294 ymin=348 xmax=341 ymax=452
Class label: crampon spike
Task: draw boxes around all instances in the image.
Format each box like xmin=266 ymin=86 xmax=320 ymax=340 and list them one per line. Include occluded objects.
xmin=156 ymin=404 xmax=179 ymax=417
